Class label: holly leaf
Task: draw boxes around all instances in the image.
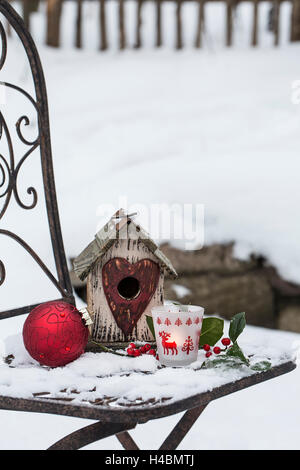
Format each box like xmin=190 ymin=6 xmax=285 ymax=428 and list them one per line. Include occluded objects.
xmin=178 ymin=305 xmax=190 ymax=312
xmin=250 ymin=361 xmax=271 ymax=372
xmin=146 ymin=315 xmax=155 ymax=339
xmin=228 ymin=312 xmax=246 ymax=343
xmin=202 ymin=355 xmax=246 ymax=370
xmin=226 ymin=341 xmax=250 ymax=365
xmin=199 ymin=317 xmax=224 ymax=348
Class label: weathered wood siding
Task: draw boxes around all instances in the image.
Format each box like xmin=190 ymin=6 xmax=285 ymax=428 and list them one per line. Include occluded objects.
xmin=88 ymin=238 xmax=164 ymax=344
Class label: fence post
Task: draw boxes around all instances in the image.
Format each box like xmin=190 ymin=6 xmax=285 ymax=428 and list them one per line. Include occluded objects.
xmin=46 ymin=0 xmax=63 ymax=48
xmin=6 ymin=19 xmax=11 ymax=37
xmin=119 ymin=0 xmax=126 ymax=50
xmin=156 ymin=0 xmax=162 ymax=46
xmin=22 ymin=0 xmax=30 ymax=30
xmin=135 ymin=0 xmax=143 ymax=48
xmin=290 ymin=0 xmax=300 ymax=41
xmin=176 ymin=0 xmax=183 ymax=49
xmin=226 ymin=0 xmax=233 ymax=46
xmin=273 ymin=0 xmax=280 ymax=45
xmin=99 ymin=0 xmax=108 ymax=50
xmin=195 ymin=0 xmax=205 ymax=48
xmin=22 ymin=0 xmax=40 ymax=32
xmin=75 ymin=0 xmax=83 ymax=49
xmin=251 ymin=0 xmax=258 ymax=46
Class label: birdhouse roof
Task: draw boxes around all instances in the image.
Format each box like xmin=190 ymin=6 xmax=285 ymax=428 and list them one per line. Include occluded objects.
xmin=73 ymin=209 xmax=178 ymax=281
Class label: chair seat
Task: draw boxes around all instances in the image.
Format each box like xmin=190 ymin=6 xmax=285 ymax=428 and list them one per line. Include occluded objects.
xmin=1 ymin=321 xmax=296 ymax=425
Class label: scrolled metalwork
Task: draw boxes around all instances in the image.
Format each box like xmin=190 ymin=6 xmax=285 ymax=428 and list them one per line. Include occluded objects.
xmin=0 ymin=153 xmax=10 ymax=198
xmin=0 ymin=229 xmax=68 ymax=298
xmin=0 ymin=259 xmax=5 ymax=286
xmin=16 ymin=115 xmax=39 ymax=146
xmin=0 ymin=106 xmax=39 ymax=216
xmin=0 ymin=20 xmax=7 ymax=70
xmin=0 ymin=0 xmax=74 ymax=319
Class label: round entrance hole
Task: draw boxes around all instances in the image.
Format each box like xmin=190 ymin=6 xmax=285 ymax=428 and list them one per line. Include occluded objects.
xmin=117 ymin=277 xmax=140 ymax=300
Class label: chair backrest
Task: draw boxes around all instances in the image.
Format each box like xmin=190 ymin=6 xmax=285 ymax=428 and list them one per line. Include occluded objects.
xmin=0 ymin=0 xmax=74 ymax=319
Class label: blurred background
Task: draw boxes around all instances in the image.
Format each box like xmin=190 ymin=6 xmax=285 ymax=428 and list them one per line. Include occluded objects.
xmin=1 ymin=0 xmax=300 ymax=333
xmin=15 ymin=0 xmax=300 ymax=48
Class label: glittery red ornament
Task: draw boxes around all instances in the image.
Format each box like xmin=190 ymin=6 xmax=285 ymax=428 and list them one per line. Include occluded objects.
xmin=22 ymin=301 xmax=89 ymax=368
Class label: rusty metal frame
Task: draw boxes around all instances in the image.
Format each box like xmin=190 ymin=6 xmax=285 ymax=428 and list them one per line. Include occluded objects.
xmin=0 ymin=0 xmax=74 ymax=320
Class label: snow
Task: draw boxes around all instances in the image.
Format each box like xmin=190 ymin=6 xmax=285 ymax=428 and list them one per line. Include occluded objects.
xmin=1 ymin=319 xmax=296 ymax=405
xmin=0 ymin=0 xmax=300 ymax=449
xmin=171 ymin=284 xmax=192 ymax=298
xmin=0 ymin=315 xmax=299 ymax=449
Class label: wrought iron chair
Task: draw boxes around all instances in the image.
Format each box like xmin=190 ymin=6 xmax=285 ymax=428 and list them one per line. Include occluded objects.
xmin=0 ymin=0 xmax=74 ymax=317
xmin=0 ymin=0 xmax=295 ymax=450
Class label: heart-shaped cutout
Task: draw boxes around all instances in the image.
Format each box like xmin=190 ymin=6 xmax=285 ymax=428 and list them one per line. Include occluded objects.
xmin=102 ymin=258 xmax=160 ymax=337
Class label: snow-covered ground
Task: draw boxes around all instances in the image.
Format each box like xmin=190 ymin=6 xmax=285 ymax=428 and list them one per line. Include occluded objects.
xmin=0 ymin=315 xmax=299 ymax=450
xmin=0 ymin=1 xmax=300 ymax=449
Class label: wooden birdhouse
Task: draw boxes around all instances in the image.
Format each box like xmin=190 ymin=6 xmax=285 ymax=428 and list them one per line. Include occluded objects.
xmin=73 ymin=209 xmax=177 ymax=345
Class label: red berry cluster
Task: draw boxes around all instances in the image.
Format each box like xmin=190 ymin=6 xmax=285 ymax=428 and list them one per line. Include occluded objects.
xmin=203 ymin=337 xmax=231 ymax=358
xmin=126 ymin=343 xmax=157 ymax=358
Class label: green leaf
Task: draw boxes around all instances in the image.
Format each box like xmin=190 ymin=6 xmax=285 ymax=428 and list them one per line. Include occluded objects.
xmin=250 ymin=361 xmax=271 ymax=372
xmin=226 ymin=341 xmax=250 ymax=365
xmin=202 ymin=355 xmax=246 ymax=370
xmin=199 ymin=317 xmax=224 ymax=348
xmin=146 ymin=315 xmax=155 ymax=339
xmin=170 ymin=301 xmax=190 ymax=311
xmin=229 ymin=312 xmax=246 ymax=343
xmin=178 ymin=305 xmax=190 ymax=312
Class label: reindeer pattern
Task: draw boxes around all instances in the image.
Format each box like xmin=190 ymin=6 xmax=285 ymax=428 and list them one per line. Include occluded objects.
xmin=159 ymin=331 xmax=178 ymax=355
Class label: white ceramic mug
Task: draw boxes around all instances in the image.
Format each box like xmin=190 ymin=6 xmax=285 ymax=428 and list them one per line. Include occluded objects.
xmin=151 ymin=304 xmax=204 ymax=367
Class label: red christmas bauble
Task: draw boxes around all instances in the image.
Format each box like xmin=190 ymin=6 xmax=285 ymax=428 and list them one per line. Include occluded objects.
xmin=22 ymin=300 xmax=89 ymax=368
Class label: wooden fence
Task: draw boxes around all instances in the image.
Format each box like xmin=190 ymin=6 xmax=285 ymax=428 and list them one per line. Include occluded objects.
xmin=11 ymin=0 xmax=300 ymax=50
